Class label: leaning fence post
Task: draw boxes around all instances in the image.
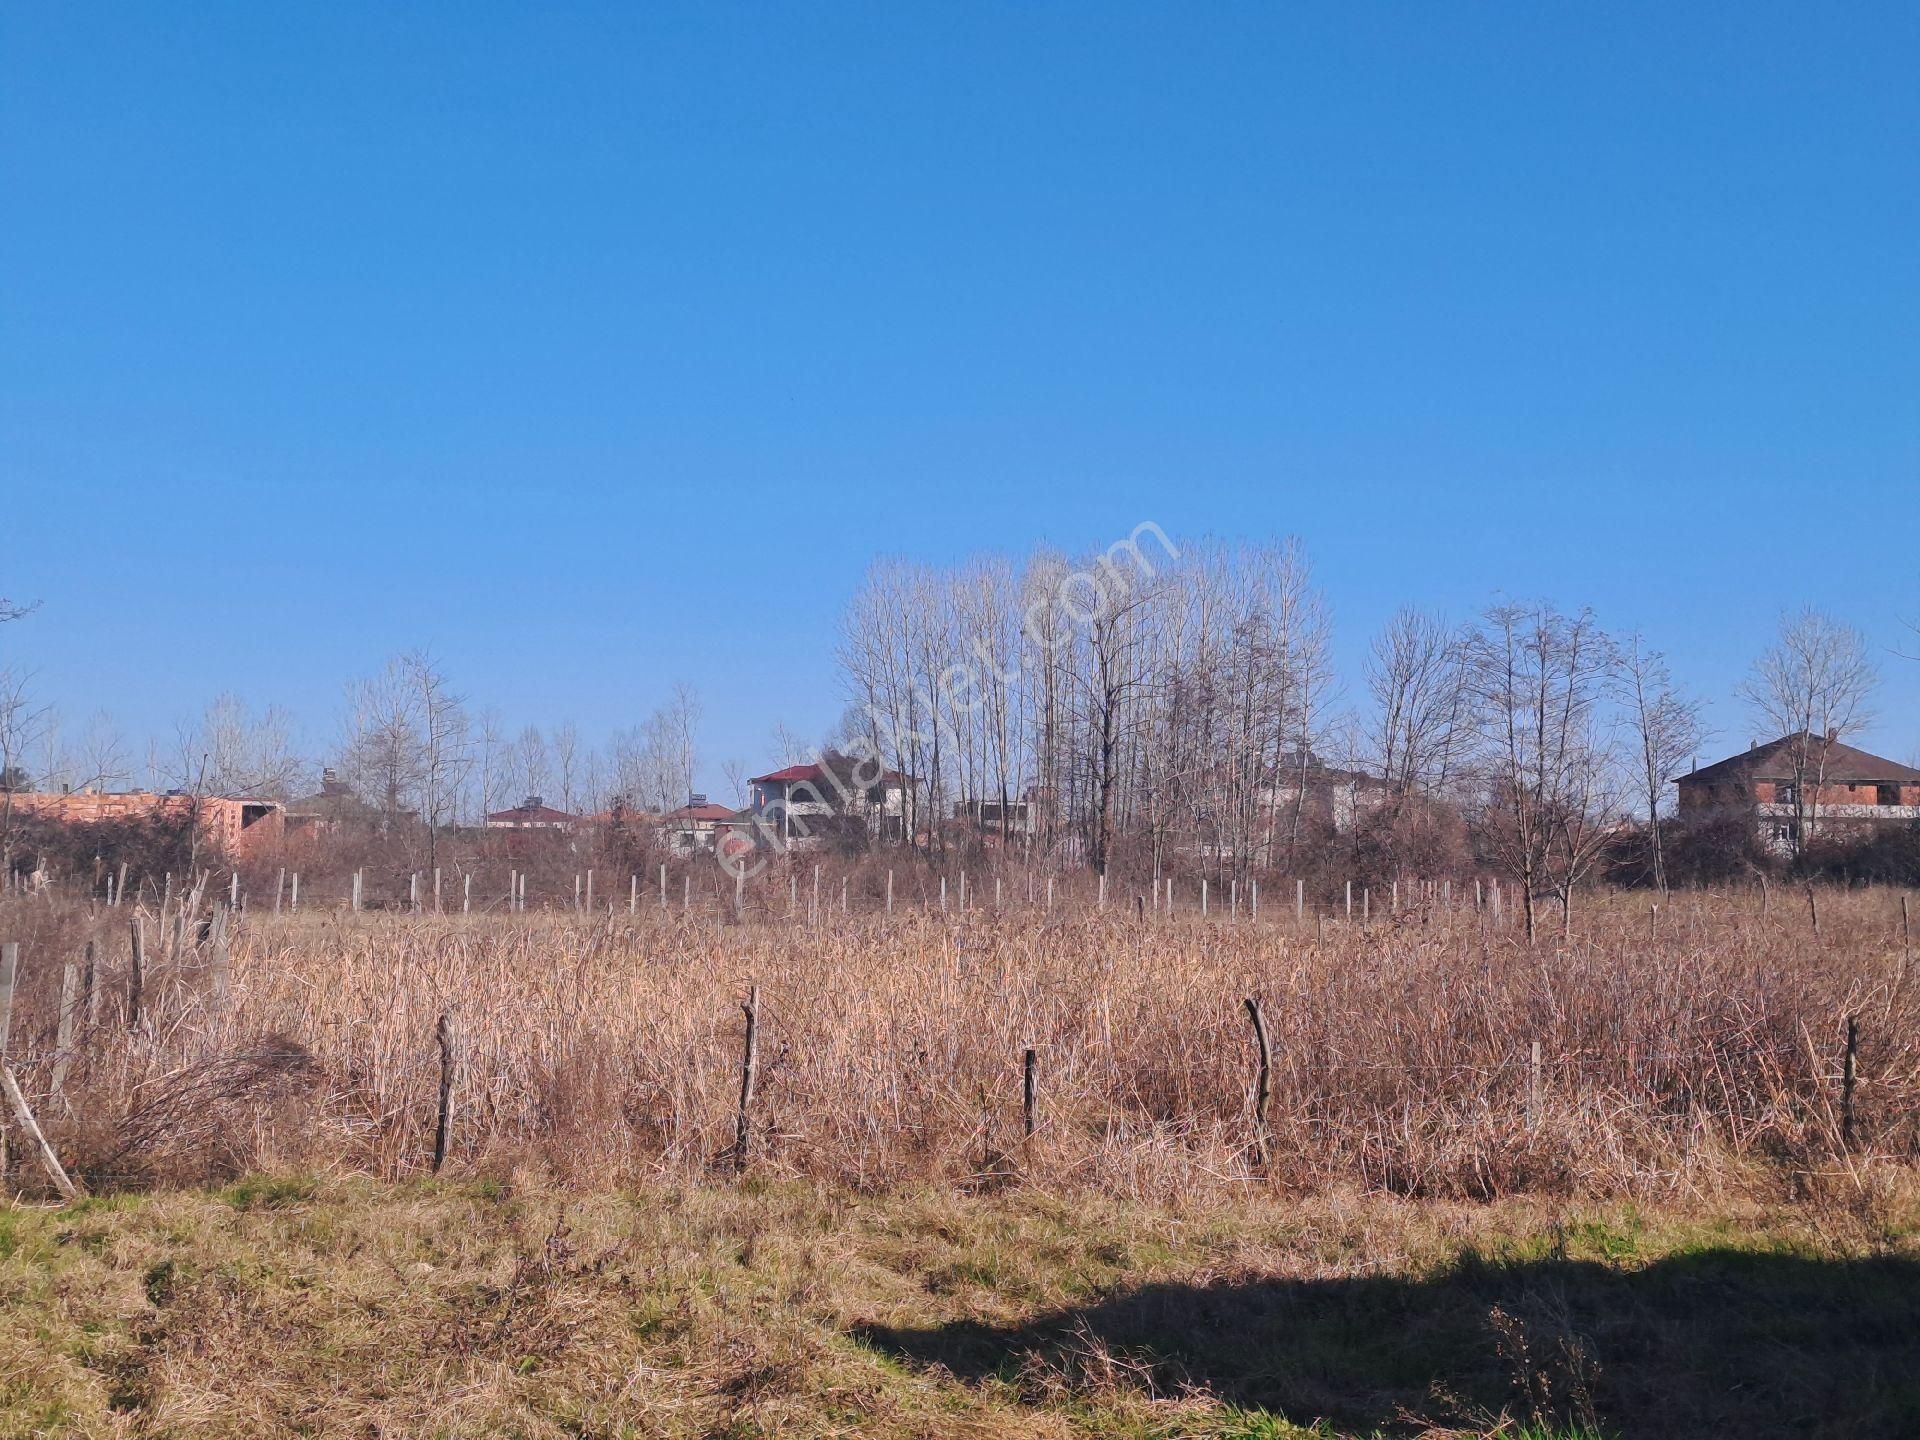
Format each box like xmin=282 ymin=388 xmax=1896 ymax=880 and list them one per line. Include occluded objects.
xmin=432 ymin=1011 xmax=457 ymax=1173
xmin=1243 ymin=996 xmax=1272 ymax=1172
xmin=735 ymin=986 xmax=761 ymax=1172
xmin=0 ymin=1065 xmax=80 ymax=1201
xmin=1841 ymin=1015 xmax=1859 ymax=1149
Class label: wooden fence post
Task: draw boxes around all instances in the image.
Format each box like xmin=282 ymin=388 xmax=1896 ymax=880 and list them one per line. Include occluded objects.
xmin=0 ymin=942 xmax=11 ymax=1177
xmin=1527 ymin=1038 xmax=1543 ymax=1131
xmin=1022 ymin=1046 xmax=1038 ymax=1156
xmin=0 ymin=1066 xmax=79 ymax=1200
xmin=127 ymin=917 xmax=145 ymax=1031
xmin=735 ymin=986 xmax=761 ymax=1172
xmin=83 ymin=939 xmax=100 ymax=1029
xmin=1243 ymin=996 xmax=1272 ymax=1172
xmin=432 ymin=1012 xmax=457 ymax=1173
xmin=51 ymin=960 xmax=81 ymax=1108
xmin=1841 ymin=1014 xmax=1859 ymax=1149
xmin=209 ymin=905 xmax=231 ymax=1007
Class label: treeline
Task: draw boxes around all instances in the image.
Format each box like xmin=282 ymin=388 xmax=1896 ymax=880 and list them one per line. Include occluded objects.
xmin=830 ymin=528 xmax=1901 ymax=925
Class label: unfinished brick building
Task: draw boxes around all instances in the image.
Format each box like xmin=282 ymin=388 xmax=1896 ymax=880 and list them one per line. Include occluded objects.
xmin=2 ymin=790 xmax=285 ymax=859
xmin=1676 ymin=733 xmax=1920 ymax=855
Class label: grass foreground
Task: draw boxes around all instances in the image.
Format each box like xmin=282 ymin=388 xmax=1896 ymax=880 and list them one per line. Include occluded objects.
xmin=1 ymin=1173 xmax=1917 ymax=1439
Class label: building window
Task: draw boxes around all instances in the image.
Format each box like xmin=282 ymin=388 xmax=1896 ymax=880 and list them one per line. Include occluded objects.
xmin=1776 ymin=783 xmax=1798 ymax=808
xmin=1877 ymin=784 xmax=1900 ymax=807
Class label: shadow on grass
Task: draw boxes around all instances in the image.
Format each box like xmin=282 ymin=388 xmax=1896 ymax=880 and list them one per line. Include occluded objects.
xmin=856 ymin=1248 xmax=1920 ymax=1438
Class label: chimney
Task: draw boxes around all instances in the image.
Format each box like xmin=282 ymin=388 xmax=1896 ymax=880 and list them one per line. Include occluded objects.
xmin=1825 ymin=727 xmax=1838 ymax=744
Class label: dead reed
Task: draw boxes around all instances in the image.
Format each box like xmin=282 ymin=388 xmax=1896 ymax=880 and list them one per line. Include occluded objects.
xmin=3 ymin=885 xmax=1916 ymax=1200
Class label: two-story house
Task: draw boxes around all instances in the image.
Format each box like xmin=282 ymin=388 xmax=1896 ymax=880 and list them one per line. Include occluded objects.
xmin=1676 ymin=732 xmax=1920 ymax=855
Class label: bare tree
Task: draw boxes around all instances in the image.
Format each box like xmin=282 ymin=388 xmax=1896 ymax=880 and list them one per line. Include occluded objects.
xmin=514 ymin=726 xmax=551 ymax=805
xmin=166 ymin=694 xmax=304 ymax=799
xmin=1462 ymin=601 xmax=1620 ymax=940
xmin=1368 ymin=605 xmax=1468 ymax=798
xmin=0 ymin=665 xmax=45 ymax=873
xmin=1616 ymin=634 xmax=1707 ymax=892
xmin=342 ymin=667 xmax=427 ymax=833
xmin=398 ymin=650 xmax=470 ymax=871
xmin=1738 ymin=606 xmax=1879 ymax=857
xmin=553 ymin=720 xmax=581 ymax=817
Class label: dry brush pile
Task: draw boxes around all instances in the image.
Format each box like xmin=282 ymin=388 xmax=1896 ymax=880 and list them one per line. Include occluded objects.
xmin=1 ymin=887 xmax=1916 ymax=1201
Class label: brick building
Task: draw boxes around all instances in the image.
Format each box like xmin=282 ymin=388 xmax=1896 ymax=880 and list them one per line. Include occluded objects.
xmin=1676 ymin=732 xmax=1920 ymax=855
xmin=2 ymin=790 xmax=284 ymax=858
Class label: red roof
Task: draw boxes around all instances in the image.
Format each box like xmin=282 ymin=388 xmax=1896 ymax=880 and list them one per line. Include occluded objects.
xmin=486 ymin=803 xmax=577 ymax=824
xmin=750 ymin=764 xmax=823 ymax=784
xmin=663 ymin=802 xmax=734 ymax=823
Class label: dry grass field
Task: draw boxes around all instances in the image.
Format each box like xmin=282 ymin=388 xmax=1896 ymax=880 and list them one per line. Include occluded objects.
xmin=0 ymin=884 xmax=1917 ymax=1436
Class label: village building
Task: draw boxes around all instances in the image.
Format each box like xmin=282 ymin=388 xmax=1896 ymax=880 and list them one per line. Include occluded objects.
xmin=484 ymin=795 xmax=579 ymax=831
xmin=283 ymin=768 xmax=388 ymax=841
xmin=744 ymin=754 xmax=913 ymax=848
xmin=658 ymin=794 xmax=733 ymax=855
xmin=953 ymin=791 xmax=1041 ymax=841
xmin=1 ymin=789 xmax=284 ymax=858
xmin=1677 ymin=732 xmax=1920 ymax=855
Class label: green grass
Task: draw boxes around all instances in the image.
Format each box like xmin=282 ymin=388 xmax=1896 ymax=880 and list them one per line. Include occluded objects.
xmin=0 ymin=1176 xmax=1913 ymax=1438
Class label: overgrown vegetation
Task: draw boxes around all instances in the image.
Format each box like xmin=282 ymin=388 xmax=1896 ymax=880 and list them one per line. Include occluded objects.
xmin=0 ymin=887 xmax=1914 ymax=1199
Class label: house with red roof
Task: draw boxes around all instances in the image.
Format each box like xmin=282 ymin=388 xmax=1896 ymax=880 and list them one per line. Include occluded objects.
xmin=744 ymin=752 xmax=913 ymax=848
xmin=484 ymin=795 xmax=579 ymax=831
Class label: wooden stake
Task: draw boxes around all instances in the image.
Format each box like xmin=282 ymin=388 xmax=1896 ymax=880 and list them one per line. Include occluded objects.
xmin=1527 ymin=1038 xmax=1543 ymax=1131
xmin=1 ymin=1066 xmax=80 ymax=1200
xmin=734 ymin=986 xmax=760 ymax=1172
xmin=127 ymin=917 xmax=145 ymax=1031
xmin=1841 ymin=1014 xmax=1859 ymax=1149
xmin=432 ymin=1011 xmax=456 ymax=1173
xmin=0 ymin=943 xmax=15 ymax=1059
xmin=1022 ymin=1046 xmax=1038 ymax=1150
xmin=1243 ymin=996 xmax=1272 ymax=1171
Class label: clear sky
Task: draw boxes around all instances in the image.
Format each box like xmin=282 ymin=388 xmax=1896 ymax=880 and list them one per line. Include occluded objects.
xmin=4 ymin=2 xmax=1917 ymax=786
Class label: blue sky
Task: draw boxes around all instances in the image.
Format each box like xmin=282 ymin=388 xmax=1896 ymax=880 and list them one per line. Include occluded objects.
xmin=3 ymin=2 xmax=1917 ymax=783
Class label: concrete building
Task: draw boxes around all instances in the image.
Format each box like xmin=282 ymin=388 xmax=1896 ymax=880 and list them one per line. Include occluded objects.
xmin=484 ymin=795 xmax=579 ymax=831
xmin=658 ymin=795 xmax=733 ymax=855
